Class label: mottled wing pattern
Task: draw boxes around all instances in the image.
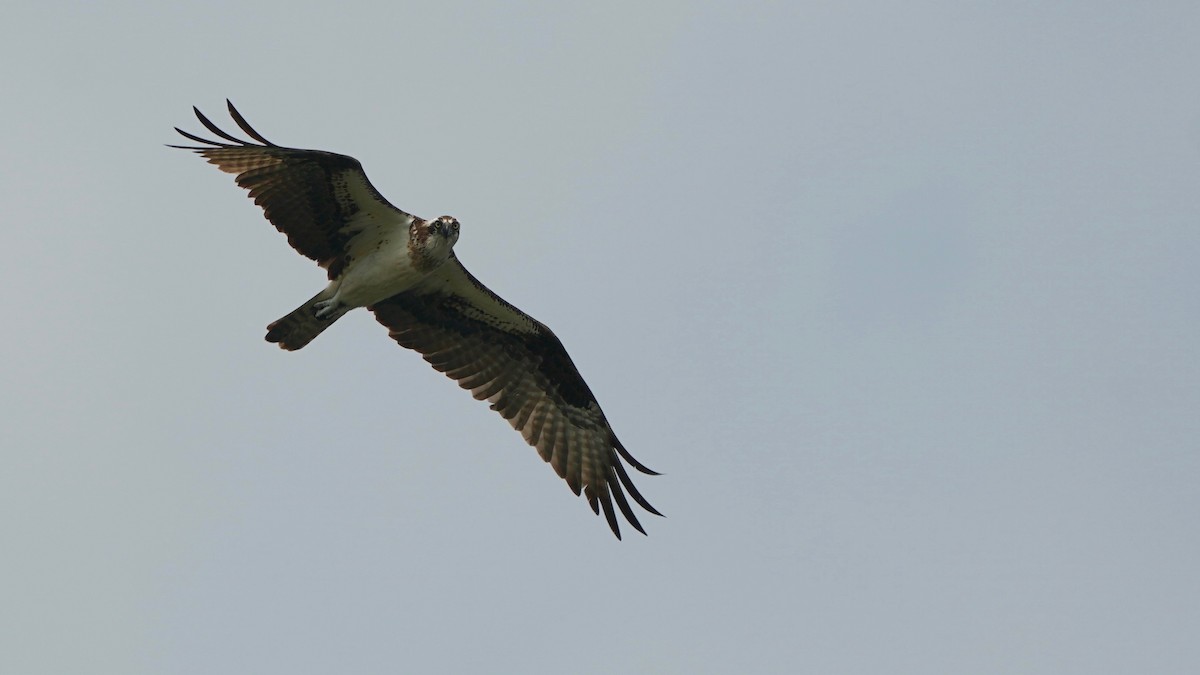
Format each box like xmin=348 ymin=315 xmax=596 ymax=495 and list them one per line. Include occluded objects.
xmin=170 ymin=100 xmax=412 ymax=278
xmin=370 ymin=258 xmax=661 ymax=538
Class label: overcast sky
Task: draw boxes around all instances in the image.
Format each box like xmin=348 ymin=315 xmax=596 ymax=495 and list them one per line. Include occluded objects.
xmin=3 ymin=2 xmax=1199 ymax=673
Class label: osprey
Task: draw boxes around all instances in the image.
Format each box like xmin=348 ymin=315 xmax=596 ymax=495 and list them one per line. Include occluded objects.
xmin=171 ymin=101 xmax=660 ymax=538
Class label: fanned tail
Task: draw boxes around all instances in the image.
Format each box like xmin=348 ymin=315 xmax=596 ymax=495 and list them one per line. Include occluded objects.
xmin=265 ymin=292 xmax=349 ymax=350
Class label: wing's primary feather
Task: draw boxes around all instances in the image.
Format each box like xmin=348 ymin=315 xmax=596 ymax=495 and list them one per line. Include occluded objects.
xmin=370 ymin=257 xmax=661 ymax=539
xmin=170 ymin=100 xmax=412 ymax=278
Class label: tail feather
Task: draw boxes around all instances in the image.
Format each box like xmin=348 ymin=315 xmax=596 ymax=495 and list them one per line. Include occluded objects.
xmin=265 ymin=293 xmax=349 ymax=350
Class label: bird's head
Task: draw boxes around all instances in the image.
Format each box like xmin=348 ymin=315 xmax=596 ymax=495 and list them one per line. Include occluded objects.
xmin=409 ymin=215 xmax=461 ymax=269
xmin=431 ymin=215 xmax=461 ymax=246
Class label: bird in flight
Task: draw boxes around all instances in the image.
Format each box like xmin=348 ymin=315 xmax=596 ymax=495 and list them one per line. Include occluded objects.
xmin=171 ymin=101 xmax=661 ymax=538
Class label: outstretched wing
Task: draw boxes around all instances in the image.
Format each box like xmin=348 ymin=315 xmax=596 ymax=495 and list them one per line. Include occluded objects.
xmin=170 ymin=100 xmax=414 ymax=279
xmin=370 ymin=258 xmax=662 ymax=538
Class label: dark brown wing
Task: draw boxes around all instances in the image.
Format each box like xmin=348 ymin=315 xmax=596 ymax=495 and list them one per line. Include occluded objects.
xmin=170 ymin=100 xmax=413 ymax=279
xmin=370 ymin=257 xmax=661 ymax=539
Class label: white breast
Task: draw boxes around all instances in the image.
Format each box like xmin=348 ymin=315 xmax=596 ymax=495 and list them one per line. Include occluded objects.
xmin=334 ymin=235 xmax=428 ymax=308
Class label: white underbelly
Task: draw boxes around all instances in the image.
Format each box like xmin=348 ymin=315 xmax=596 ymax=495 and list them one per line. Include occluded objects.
xmin=334 ymin=246 xmax=429 ymax=308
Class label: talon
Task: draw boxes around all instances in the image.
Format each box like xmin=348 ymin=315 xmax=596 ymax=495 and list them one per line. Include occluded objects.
xmin=313 ymin=299 xmax=340 ymax=319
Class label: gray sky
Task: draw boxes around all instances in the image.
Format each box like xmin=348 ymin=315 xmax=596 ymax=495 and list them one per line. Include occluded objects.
xmin=3 ymin=1 xmax=1199 ymax=673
